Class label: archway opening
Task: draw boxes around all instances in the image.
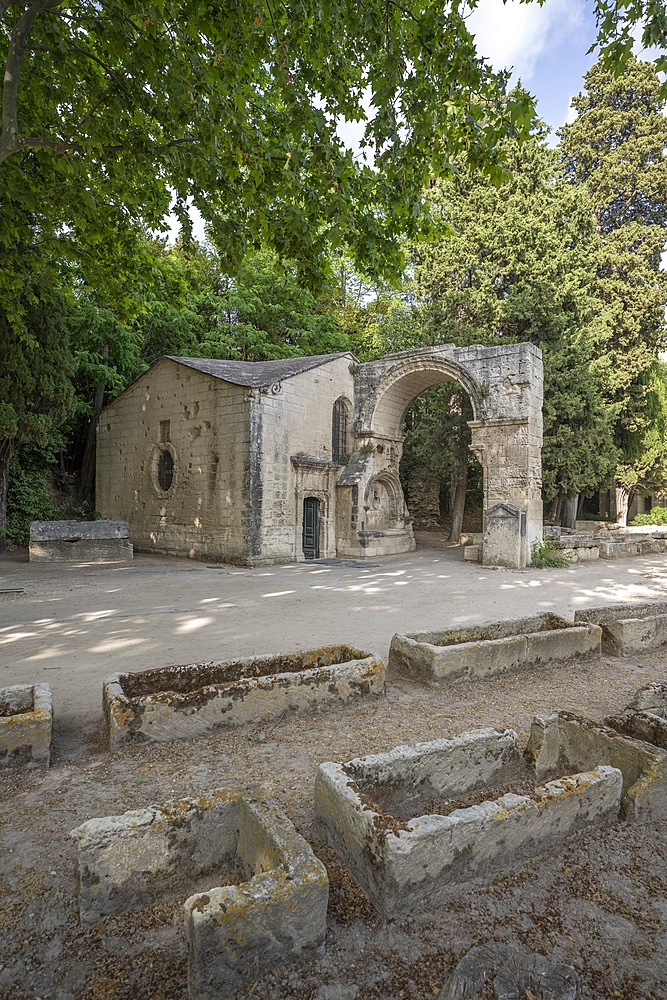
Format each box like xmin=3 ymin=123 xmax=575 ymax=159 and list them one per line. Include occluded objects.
xmin=399 ymin=382 xmax=483 ymax=545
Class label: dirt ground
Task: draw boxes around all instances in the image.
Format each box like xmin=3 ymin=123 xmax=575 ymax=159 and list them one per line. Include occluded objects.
xmin=2 ymin=536 xmax=667 ymax=999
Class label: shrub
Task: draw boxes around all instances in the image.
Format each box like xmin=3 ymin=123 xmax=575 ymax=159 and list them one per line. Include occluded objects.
xmin=6 ymin=455 xmax=61 ymax=547
xmin=631 ymin=506 xmax=667 ymax=526
xmin=530 ymin=539 xmax=572 ymax=569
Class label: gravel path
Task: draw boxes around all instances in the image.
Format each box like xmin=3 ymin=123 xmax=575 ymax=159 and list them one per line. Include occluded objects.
xmin=2 ymin=541 xmax=667 ymax=999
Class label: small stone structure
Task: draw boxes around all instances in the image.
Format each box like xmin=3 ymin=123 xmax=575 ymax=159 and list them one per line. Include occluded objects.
xmin=29 ymin=519 xmax=132 ymax=562
xmin=554 ymin=526 xmax=667 ymax=563
xmin=388 ymin=614 xmax=601 ymax=684
xmin=437 ymin=943 xmax=581 ymax=1000
xmin=0 ymin=684 xmax=52 ymax=769
xmin=526 ymin=712 xmax=667 ymax=822
xmin=314 ymin=728 xmax=621 ymax=918
xmin=574 ymin=602 xmax=667 ymax=656
xmin=71 ymin=787 xmax=328 ymax=998
xmin=606 ymin=681 xmax=667 ymax=750
xmin=104 ymin=645 xmax=384 ymax=748
xmin=97 ymin=343 xmax=543 ymax=569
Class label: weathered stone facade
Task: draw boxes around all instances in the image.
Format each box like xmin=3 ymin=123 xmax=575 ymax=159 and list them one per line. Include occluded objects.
xmin=97 ymin=344 xmax=543 ymax=568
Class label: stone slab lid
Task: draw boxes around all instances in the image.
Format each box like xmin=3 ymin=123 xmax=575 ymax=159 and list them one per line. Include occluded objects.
xmin=30 ymin=520 xmax=130 ymax=541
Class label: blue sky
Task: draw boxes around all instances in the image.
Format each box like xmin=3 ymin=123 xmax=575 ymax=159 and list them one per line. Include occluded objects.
xmin=467 ymin=0 xmax=599 ymax=134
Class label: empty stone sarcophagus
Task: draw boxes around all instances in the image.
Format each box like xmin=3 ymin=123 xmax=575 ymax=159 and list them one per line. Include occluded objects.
xmin=574 ymin=602 xmax=667 ymax=656
xmin=0 ymin=684 xmax=52 ymax=769
xmin=314 ymin=728 xmax=621 ymax=918
xmin=526 ymin=711 xmax=667 ymax=822
xmin=605 ymin=681 xmax=667 ymax=750
xmin=104 ymin=644 xmax=385 ymax=748
xmin=71 ymin=787 xmax=328 ymax=999
xmin=388 ymin=613 xmax=601 ymax=684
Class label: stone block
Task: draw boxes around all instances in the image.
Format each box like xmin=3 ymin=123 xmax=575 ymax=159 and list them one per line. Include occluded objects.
xmin=438 ymin=943 xmax=580 ymax=1000
xmin=388 ymin=614 xmax=600 ymax=684
xmin=605 ymin=681 xmax=667 ymax=751
xmin=29 ymin=519 xmax=132 ymax=562
xmin=525 ymin=712 xmax=667 ymax=822
xmin=574 ymin=602 xmax=667 ymax=656
xmin=463 ymin=544 xmax=481 ymax=562
xmin=71 ymin=787 xmax=328 ymax=998
xmin=104 ymin=645 xmax=385 ymax=748
xmin=0 ymin=684 xmax=52 ymax=769
xmin=314 ymin=729 xmax=621 ymax=918
xmin=483 ymin=502 xmax=527 ymax=569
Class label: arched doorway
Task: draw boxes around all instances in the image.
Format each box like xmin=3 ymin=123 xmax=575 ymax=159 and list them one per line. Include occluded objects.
xmin=400 ymin=382 xmax=483 ymax=544
xmin=335 ymin=344 xmax=543 ymax=568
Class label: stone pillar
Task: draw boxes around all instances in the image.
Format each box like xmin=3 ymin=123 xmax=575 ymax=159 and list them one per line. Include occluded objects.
xmin=469 ymin=417 xmax=542 ymax=568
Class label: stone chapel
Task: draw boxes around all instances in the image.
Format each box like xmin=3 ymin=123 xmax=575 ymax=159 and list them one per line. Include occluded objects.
xmin=96 ymin=343 xmax=543 ymax=568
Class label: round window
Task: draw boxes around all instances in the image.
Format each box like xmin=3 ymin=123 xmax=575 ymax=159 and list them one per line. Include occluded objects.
xmin=157 ymin=449 xmax=174 ymax=491
xmin=151 ymin=444 xmax=176 ymax=496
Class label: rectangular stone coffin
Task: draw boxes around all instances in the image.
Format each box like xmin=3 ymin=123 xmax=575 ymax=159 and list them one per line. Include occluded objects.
xmin=574 ymin=602 xmax=667 ymax=656
xmin=71 ymin=788 xmax=328 ymax=999
xmin=388 ymin=613 xmax=601 ymax=684
xmin=606 ymin=681 xmax=667 ymax=750
xmin=29 ymin=519 xmax=132 ymax=562
xmin=0 ymin=684 xmax=52 ymax=769
xmin=526 ymin=711 xmax=667 ymax=822
xmin=104 ymin=644 xmax=385 ymax=748
xmin=314 ymin=728 xmax=621 ymax=918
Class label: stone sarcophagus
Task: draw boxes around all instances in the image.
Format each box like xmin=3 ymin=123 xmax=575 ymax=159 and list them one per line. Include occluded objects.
xmin=388 ymin=613 xmax=601 ymax=684
xmin=574 ymin=602 xmax=667 ymax=656
xmin=104 ymin=644 xmax=385 ymax=748
xmin=315 ymin=728 xmax=622 ymax=918
xmin=71 ymin=787 xmax=328 ymax=999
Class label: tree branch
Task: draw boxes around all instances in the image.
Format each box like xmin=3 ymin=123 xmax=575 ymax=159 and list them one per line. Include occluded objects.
xmin=6 ymin=133 xmax=200 ymax=157
xmin=1 ymin=0 xmax=65 ymax=164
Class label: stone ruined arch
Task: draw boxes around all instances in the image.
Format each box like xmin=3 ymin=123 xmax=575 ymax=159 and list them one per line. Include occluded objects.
xmin=336 ymin=344 xmax=544 ymax=568
xmin=365 ymin=357 xmax=483 ymax=439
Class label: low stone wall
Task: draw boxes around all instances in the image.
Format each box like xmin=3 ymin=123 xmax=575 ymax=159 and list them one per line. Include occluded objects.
xmin=104 ymin=645 xmax=385 ymax=748
xmin=29 ymin=519 xmax=133 ymax=562
xmin=388 ymin=614 xmax=601 ymax=684
xmin=526 ymin=711 xmax=667 ymax=822
xmin=574 ymin=602 xmax=667 ymax=656
xmin=554 ymin=530 xmax=667 ymax=563
xmin=71 ymin=787 xmax=328 ymax=999
xmin=0 ymin=684 xmax=52 ymax=769
xmin=314 ymin=728 xmax=622 ymax=918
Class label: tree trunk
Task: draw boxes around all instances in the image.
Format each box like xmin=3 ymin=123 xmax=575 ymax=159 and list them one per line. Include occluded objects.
xmin=78 ymin=345 xmax=108 ymax=503
xmin=615 ymin=484 xmax=631 ymax=527
xmin=561 ymin=495 xmax=579 ymax=530
xmin=0 ymin=439 xmax=14 ymax=554
xmin=549 ymin=495 xmax=563 ymax=524
xmin=448 ymin=459 xmax=468 ymax=543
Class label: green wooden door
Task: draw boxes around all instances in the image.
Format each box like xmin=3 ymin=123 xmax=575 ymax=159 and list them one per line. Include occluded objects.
xmin=302 ymin=497 xmax=320 ymax=559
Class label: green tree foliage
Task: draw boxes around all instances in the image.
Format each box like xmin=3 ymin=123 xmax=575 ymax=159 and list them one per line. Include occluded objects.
xmin=0 ymin=290 xmax=76 ymax=549
xmin=559 ymin=57 xmax=667 ymax=522
xmin=0 ymin=0 xmax=540 ymax=336
xmin=413 ymin=128 xmax=618 ymax=509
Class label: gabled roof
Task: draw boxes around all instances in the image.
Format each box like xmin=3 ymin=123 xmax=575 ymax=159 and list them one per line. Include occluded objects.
xmin=166 ymin=353 xmax=355 ymax=388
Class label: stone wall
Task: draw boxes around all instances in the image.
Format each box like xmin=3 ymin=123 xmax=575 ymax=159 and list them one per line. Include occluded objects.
xmin=96 ymin=359 xmax=250 ymax=563
xmin=255 ymin=354 xmax=355 ymax=562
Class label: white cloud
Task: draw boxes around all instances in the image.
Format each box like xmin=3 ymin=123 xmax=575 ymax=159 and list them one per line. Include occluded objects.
xmin=466 ymin=0 xmax=585 ymax=83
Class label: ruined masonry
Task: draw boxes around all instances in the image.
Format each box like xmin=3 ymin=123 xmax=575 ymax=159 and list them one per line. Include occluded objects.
xmin=97 ymin=343 xmax=543 ymax=569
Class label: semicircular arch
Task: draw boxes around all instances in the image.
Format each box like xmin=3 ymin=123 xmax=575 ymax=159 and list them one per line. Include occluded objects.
xmin=368 ymin=358 xmax=482 ymax=438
